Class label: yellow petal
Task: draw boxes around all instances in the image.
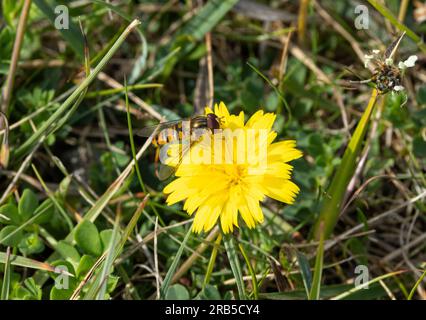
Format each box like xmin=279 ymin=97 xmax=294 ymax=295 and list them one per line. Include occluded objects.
xmin=205 ymin=107 xmax=214 ymax=114
xmin=268 ymin=140 xmax=303 ymax=163
xmin=262 ymin=178 xmax=300 ymax=204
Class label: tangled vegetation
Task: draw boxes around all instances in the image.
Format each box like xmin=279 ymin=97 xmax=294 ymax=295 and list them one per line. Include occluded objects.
xmin=0 ymin=0 xmax=425 ymax=300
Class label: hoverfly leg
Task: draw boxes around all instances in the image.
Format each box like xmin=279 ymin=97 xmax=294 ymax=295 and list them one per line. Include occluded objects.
xmin=154 ymin=147 xmax=161 ymax=180
xmin=349 ymin=78 xmax=372 ymax=84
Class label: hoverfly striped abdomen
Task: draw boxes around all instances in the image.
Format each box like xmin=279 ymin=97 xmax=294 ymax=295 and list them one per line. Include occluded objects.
xmin=138 ymin=113 xmax=221 ymax=180
xmin=152 ymin=126 xmax=181 ymax=147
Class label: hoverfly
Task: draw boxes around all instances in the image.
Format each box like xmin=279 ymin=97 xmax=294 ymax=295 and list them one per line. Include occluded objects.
xmin=137 ymin=113 xmax=221 ymax=180
xmin=347 ymin=32 xmax=406 ymax=94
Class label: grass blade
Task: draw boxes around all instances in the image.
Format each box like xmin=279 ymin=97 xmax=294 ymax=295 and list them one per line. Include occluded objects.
xmin=296 ymin=250 xmax=312 ymax=298
xmin=223 ymin=233 xmax=246 ymax=299
xmin=81 ymin=196 xmax=149 ymax=300
xmin=330 ymin=270 xmax=405 ymax=300
xmin=1 ymin=247 xmax=11 ymax=300
xmin=366 ymin=0 xmax=426 ymax=54
xmin=203 ymin=233 xmax=222 ymax=288
xmin=407 ymin=269 xmax=426 ymax=300
xmin=13 ymin=19 xmax=141 ymax=160
xmin=309 ymin=222 xmax=325 ymax=300
xmin=0 ymin=251 xmax=69 ymax=274
xmin=239 ymin=243 xmax=258 ymax=299
xmin=160 ymin=228 xmax=192 ymax=299
xmin=0 ymin=201 xmax=53 ymax=244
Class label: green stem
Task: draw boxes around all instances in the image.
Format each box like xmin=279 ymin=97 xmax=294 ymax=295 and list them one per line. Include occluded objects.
xmin=407 ymin=269 xmax=426 ymax=300
xmin=309 ymin=222 xmax=325 ymax=300
xmin=203 ymin=233 xmax=222 ymax=288
xmin=238 ymin=243 xmax=258 ymax=299
xmin=313 ymin=89 xmax=378 ymax=240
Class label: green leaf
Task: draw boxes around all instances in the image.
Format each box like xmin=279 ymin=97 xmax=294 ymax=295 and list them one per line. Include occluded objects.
xmin=50 ymin=260 xmax=75 ymax=280
xmin=56 ymin=241 xmax=81 ymax=266
xmin=309 ymin=224 xmax=326 ymax=300
xmin=0 ymin=252 xmax=59 ymax=273
xmin=198 ymin=285 xmax=221 ymax=300
xmin=160 ymin=228 xmax=192 ymax=299
xmin=413 ymin=136 xmax=426 ymax=158
xmin=58 ymin=175 xmax=72 ymax=200
xmin=21 ymin=278 xmax=42 ymax=300
xmin=296 ymin=251 xmax=312 ymax=298
xmin=261 ymin=283 xmax=390 ymax=300
xmin=0 ymin=203 xmax=20 ymax=225
xmin=49 ymin=278 xmax=78 ymax=300
xmin=0 ymin=226 xmax=24 ymax=247
xmin=2 ymin=0 xmax=23 ymax=26
xmin=18 ymin=189 xmax=39 ymax=222
xmin=100 ymin=229 xmax=113 ymax=251
xmin=32 ymin=199 xmax=54 ymax=225
xmin=76 ymin=255 xmax=96 ymax=279
xmin=313 ymin=90 xmax=379 ymax=239
xmin=223 ymin=233 xmax=246 ymax=299
xmin=74 ymin=220 xmax=103 ymax=257
xmin=165 ymin=284 xmax=190 ymax=300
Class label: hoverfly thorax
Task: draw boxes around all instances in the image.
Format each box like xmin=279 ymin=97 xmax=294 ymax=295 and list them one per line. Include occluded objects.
xmin=206 ymin=113 xmax=221 ymax=131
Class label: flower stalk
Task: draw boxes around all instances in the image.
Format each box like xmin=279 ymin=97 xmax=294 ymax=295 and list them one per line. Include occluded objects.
xmin=313 ymin=89 xmax=379 ymax=240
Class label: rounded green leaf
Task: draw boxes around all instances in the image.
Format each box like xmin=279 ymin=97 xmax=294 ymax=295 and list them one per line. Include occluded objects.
xmin=198 ymin=285 xmax=221 ymax=300
xmin=56 ymin=240 xmax=81 ymax=266
xmin=100 ymin=229 xmax=113 ymax=251
xmin=0 ymin=203 xmax=21 ymax=225
xmin=74 ymin=220 xmax=102 ymax=257
xmin=32 ymin=199 xmax=54 ymax=225
xmin=0 ymin=225 xmax=24 ymax=246
xmin=76 ymin=255 xmax=96 ymax=278
xmin=50 ymin=260 xmax=75 ymax=280
xmin=165 ymin=284 xmax=190 ymax=300
xmin=18 ymin=189 xmax=39 ymax=221
xmin=49 ymin=278 xmax=78 ymax=300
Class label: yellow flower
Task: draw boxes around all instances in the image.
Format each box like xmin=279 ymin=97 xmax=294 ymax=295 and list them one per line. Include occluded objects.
xmin=163 ymin=102 xmax=302 ymax=234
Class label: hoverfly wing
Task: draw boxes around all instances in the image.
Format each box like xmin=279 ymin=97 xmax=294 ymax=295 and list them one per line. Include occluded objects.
xmin=157 ymin=164 xmax=177 ymax=181
xmin=136 ymin=119 xmax=183 ymax=137
xmin=156 ymin=141 xmax=192 ymax=180
xmin=384 ymin=32 xmax=406 ymax=60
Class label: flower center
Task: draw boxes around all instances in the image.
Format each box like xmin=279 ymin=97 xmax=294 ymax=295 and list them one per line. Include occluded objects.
xmin=226 ymin=165 xmax=246 ymax=186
